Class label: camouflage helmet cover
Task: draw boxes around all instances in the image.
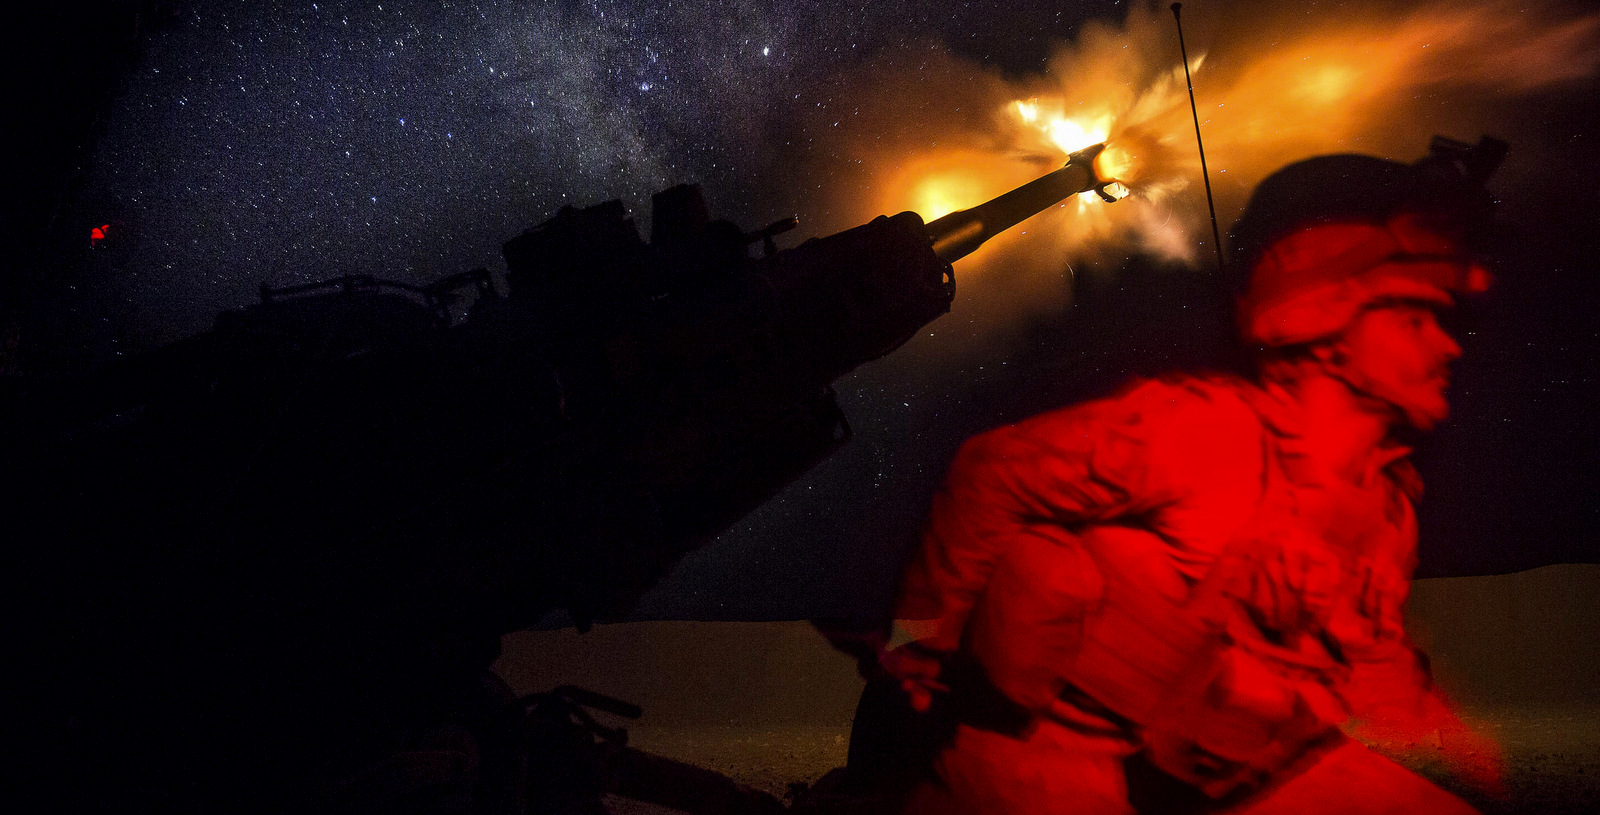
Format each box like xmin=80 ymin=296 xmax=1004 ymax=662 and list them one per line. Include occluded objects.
xmin=1230 ymin=145 xmax=1499 ymax=347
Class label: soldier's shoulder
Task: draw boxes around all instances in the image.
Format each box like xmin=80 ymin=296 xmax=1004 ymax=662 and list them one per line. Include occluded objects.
xmin=1088 ymin=371 xmax=1263 ymax=432
xmin=991 ymin=372 xmax=1264 ymax=448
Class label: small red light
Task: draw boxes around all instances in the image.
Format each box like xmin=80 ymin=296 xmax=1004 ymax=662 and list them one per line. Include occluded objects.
xmin=1464 ymin=265 xmax=1492 ymax=294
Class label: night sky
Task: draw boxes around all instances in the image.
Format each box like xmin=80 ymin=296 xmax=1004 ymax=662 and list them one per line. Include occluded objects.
xmin=15 ymin=0 xmax=1600 ymax=623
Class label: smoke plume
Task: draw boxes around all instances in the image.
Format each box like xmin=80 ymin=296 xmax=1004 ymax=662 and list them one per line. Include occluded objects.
xmin=784 ymin=0 xmax=1600 ymax=346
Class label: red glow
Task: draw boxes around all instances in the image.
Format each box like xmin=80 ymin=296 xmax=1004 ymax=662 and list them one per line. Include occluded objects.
xmin=90 ymin=224 xmax=109 ymax=246
xmin=1465 ymin=266 xmax=1492 ymax=294
xmin=885 ymin=224 xmax=1503 ymax=809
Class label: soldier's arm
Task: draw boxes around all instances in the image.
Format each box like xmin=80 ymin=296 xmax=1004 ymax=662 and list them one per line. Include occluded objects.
xmin=890 ymin=379 xmax=1266 ymax=705
xmin=1341 ymin=546 xmax=1507 ymax=798
xmin=894 ymin=393 xmax=1154 ymax=654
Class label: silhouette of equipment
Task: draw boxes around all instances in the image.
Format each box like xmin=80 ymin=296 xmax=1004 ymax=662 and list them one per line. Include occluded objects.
xmin=5 ymin=148 xmax=1111 ymax=811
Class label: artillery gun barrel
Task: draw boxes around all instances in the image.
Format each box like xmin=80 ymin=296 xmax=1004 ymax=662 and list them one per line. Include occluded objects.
xmin=925 ymin=142 xmax=1110 ymax=263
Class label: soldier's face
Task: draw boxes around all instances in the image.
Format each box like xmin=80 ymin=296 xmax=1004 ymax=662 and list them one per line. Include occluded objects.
xmin=1333 ymin=300 xmax=1463 ymax=430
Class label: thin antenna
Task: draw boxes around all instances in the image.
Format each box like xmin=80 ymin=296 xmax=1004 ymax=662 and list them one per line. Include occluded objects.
xmin=1171 ymin=3 xmax=1226 ymax=275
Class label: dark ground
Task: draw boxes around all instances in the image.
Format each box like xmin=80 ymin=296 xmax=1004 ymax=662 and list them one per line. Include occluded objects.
xmin=497 ymin=564 xmax=1600 ymax=813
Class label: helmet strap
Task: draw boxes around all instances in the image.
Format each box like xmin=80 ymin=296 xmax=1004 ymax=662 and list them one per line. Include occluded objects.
xmin=1311 ymin=340 xmax=1407 ymax=426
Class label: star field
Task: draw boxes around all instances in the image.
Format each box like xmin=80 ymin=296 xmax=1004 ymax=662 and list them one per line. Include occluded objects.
xmin=63 ymin=0 xmax=1118 ymax=361
xmin=80 ymin=2 xmax=797 ymax=336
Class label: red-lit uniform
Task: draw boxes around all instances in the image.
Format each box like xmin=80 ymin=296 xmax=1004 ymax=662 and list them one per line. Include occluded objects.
xmin=891 ymin=371 xmax=1485 ymax=814
xmin=881 ymin=146 xmax=1507 ymax=814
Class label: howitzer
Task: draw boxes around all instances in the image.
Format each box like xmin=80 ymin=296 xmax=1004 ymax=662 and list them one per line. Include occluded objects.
xmin=484 ymin=141 xmax=1113 ymax=620
xmin=6 ymin=147 xmax=1114 ymax=810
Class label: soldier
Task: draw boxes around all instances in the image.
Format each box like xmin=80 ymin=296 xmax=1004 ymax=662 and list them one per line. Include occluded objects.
xmin=882 ymin=147 xmax=1506 ymax=814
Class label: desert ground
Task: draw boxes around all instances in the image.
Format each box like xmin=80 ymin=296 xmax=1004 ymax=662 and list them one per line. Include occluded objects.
xmin=495 ymin=564 xmax=1600 ymax=813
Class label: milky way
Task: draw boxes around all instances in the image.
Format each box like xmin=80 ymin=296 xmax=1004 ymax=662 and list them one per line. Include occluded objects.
xmin=79 ymin=2 xmax=799 ymax=340
xmin=71 ymin=1 xmax=1093 ymax=353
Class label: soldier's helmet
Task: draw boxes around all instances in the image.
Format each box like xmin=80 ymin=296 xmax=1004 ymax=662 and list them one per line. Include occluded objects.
xmin=1230 ymin=138 xmax=1505 ymax=347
